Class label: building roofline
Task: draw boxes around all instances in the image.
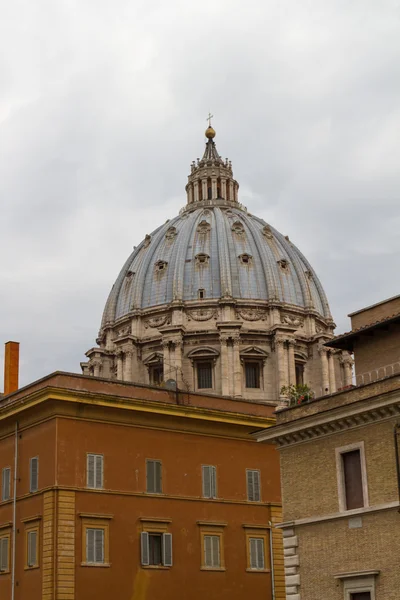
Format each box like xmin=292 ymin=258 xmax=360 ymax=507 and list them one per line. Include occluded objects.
xmin=324 ymin=313 xmax=400 ymax=351
xmin=348 ymin=293 xmax=400 ymax=317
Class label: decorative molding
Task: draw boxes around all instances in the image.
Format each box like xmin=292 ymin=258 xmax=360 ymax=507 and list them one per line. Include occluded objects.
xmin=236 ymin=308 xmax=266 ymax=322
xmin=165 ymin=226 xmax=177 ymax=241
xmin=144 ymin=315 xmax=170 ymax=329
xmin=262 ymin=225 xmax=273 ymax=239
xmin=187 ymin=308 xmax=216 ymax=322
xmin=197 ymin=220 xmax=211 ymax=235
xmin=281 ymin=314 xmax=304 ymax=328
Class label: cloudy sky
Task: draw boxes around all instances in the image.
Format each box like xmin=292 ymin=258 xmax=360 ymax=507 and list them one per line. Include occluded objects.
xmin=1 ymin=0 xmax=399 ymax=387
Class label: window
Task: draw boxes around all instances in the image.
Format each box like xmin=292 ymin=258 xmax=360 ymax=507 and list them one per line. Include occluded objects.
xmin=334 ymin=570 xmax=377 ymax=600
xmin=87 ymin=454 xmax=103 ymax=489
xmin=295 ymin=363 xmax=304 ymax=386
xmin=26 ymin=526 xmax=39 ymax=568
xmin=197 ymin=362 xmax=213 ymax=389
xmin=86 ymin=528 xmax=104 ymax=564
xmin=204 ymin=535 xmax=220 ymax=568
xmin=245 ymin=362 xmax=260 ymax=388
xmin=202 ymin=465 xmax=217 ymax=498
xmin=81 ymin=517 xmax=110 ymax=566
xmin=198 ymin=523 xmax=226 ymax=570
xmin=0 ymin=533 xmax=10 ymax=573
xmin=198 ymin=288 xmax=205 ymax=300
xmin=146 ymin=460 xmax=162 ymax=494
xmin=141 ymin=532 xmax=173 ymax=567
xmin=351 ymin=594 xmax=371 ymax=600
xmin=246 ymin=469 xmax=261 ymax=502
xmin=249 ymin=537 xmax=265 ymax=570
xmin=150 ymin=365 xmax=163 ymax=385
xmin=336 ymin=442 xmax=369 ymax=512
xmin=29 ymin=457 xmax=39 ymax=493
xmin=1 ymin=468 xmax=11 ymax=501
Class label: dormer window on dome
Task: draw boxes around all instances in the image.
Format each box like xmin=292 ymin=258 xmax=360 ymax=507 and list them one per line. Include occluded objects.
xmin=232 ymin=221 xmax=245 ymax=236
xmin=239 ymin=253 xmax=253 ymax=265
xmin=155 ymin=260 xmax=168 ymax=272
xmin=197 ymin=220 xmax=211 ymax=235
xmin=165 ymin=226 xmax=177 ymax=241
xmin=195 ymin=253 xmax=210 ymax=266
xmin=278 ymin=259 xmax=289 ymax=271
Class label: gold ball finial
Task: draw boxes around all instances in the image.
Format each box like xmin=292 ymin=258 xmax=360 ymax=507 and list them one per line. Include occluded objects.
xmin=205 ymin=125 xmax=216 ymax=139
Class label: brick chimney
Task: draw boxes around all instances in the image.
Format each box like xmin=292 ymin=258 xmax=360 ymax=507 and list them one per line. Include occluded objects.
xmin=4 ymin=341 xmax=19 ymax=395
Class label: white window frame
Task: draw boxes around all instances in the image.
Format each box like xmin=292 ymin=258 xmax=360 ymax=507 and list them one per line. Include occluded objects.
xmin=335 ymin=442 xmax=369 ymax=513
xmin=246 ymin=469 xmax=261 ymax=502
xmin=29 ymin=457 xmax=39 ymax=493
xmin=334 ymin=571 xmax=378 ymax=600
xmin=203 ymin=534 xmax=220 ymax=568
xmin=86 ymin=454 xmax=104 ymax=489
xmin=1 ymin=468 xmax=11 ymax=502
xmin=86 ymin=528 xmax=105 ymax=564
xmin=202 ymin=465 xmax=217 ymax=499
xmin=249 ymin=537 xmax=265 ymax=570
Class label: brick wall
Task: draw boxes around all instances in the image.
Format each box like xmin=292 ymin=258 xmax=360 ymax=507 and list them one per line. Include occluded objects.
xmin=350 ymin=295 xmax=400 ymax=329
xmin=354 ymin=326 xmax=400 ymax=378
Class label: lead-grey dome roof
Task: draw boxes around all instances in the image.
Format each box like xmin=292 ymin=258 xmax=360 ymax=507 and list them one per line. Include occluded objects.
xmin=101 ymin=204 xmax=331 ymax=327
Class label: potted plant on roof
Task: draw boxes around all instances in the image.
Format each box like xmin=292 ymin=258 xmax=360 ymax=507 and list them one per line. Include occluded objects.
xmin=280 ymin=384 xmax=315 ymax=407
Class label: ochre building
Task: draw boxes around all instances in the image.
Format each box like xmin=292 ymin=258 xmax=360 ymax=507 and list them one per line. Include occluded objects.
xmin=0 ymin=365 xmax=284 ymax=600
xmin=257 ymin=295 xmax=400 ymax=600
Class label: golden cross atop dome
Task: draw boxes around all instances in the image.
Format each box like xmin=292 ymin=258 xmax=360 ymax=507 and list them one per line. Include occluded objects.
xmin=205 ymin=112 xmax=216 ymax=139
xmin=206 ymin=112 xmax=214 ymax=127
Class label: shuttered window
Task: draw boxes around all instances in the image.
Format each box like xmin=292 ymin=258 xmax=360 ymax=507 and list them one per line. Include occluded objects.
xmin=87 ymin=454 xmax=103 ymax=489
xmin=140 ymin=531 xmax=173 ymax=567
xmin=249 ymin=537 xmax=265 ymax=570
xmin=0 ymin=536 xmax=9 ymax=572
xmin=86 ymin=528 xmax=104 ymax=563
xmin=146 ymin=460 xmax=162 ymax=494
xmin=202 ymin=465 xmax=217 ymax=498
xmin=27 ymin=530 xmax=38 ymax=567
xmin=245 ymin=362 xmax=260 ymax=388
xmin=203 ymin=535 xmax=220 ymax=568
xmin=1 ymin=468 xmax=11 ymax=501
xmin=342 ymin=450 xmax=364 ymax=510
xmin=29 ymin=457 xmax=39 ymax=493
xmin=246 ymin=469 xmax=261 ymax=502
xmin=197 ymin=362 xmax=213 ymax=389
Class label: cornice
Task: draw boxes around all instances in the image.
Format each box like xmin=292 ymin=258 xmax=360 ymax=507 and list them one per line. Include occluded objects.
xmin=255 ymin=389 xmax=400 ymax=447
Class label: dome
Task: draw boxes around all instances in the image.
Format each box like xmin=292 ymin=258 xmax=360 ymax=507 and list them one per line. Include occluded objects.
xmin=101 ymin=206 xmax=331 ymax=327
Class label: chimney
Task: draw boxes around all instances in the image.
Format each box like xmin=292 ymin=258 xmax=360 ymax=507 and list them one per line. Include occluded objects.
xmin=4 ymin=341 xmax=19 ymax=395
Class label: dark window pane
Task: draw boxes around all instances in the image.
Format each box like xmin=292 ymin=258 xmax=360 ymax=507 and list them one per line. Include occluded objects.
xmin=150 ymin=366 xmax=163 ymax=385
xmin=197 ymin=362 xmax=212 ymax=389
xmin=295 ymin=363 xmax=304 ymax=386
xmin=342 ymin=450 xmax=364 ymax=510
xmin=245 ymin=363 xmax=260 ymax=388
xmin=149 ymin=534 xmax=162 ymax=565
xmin=351 ymin=594 xmax=371 ymax=600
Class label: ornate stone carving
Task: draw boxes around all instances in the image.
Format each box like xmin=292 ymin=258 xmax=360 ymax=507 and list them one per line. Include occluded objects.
xmin=262 ymin=225 xmax=273 ymax=239
xmin=236 ymin=308 xmax=266 ymax=321
xmin=281 ymin=314 xmax=304 ymax=327
xmin=187 ymin=308 xmax=216 ymax=322
xmin=239 ymin=253 xmax=253 ymax=266
xmin=154 ymin=260 xmax=168 ymax=272
xmin=277 ymin=258 xmax=289 ymax=271
xmin=143 ymin=234 xmax=151 ymax=248
xmin=232 ymin=221 xmax=245 ymax=236
xmin=144 ymin=315 xmax=170 ymax=329
xmin=116 ymin=326 xmax=131 ymax=338
xmin=197 ymin=220 xmax=211 ymax=235
xmin=195 ymin=253 xmax=210 ymax=266
xmin=165 ymin=226 xmax=177 ymax=241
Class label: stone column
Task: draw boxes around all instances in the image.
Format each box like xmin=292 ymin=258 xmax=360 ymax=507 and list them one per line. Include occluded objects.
xmin=221 ymin=178 xmax=227 ymax=199
xmin=187 ymin=184 xmax=193 ymax=204
xmin=228 ymin=180 xmax=234 ymax=202
xmin=194 ymin=181 xmax=199 ymax=202
xmin=275 ymin=338 xmax=289 ymax=401
xmin=212 ymin=178 xmax=217 ymax=199
xmin=174 ymin=341 xmax=183 ymax=386
xmin=124 ymin=349 xmax=133 ymax=382
xmin=219 ymin=334 xmax=230 ymax=396
xmin=319 ymin=345 xmax=330 ymax=394
xmin=202 ymin=178 xmax=207 ymax=200
xmin=162 ymin=340 xmax=171 ymax=381
xmin=287 ymin=340 xmax=296 ymax=386
xmin=340 ymin=353 xmax=354 ymax=387
xmin=92 ymin=360 xmax=101 ymax=378
xmin=116 ymin=350 xmax=124 ymax=380
xmin=232 ymin=334 xmax=242 ymax=398
xmin=234 ymin=184 xmax=238 ymax=202
xmin=328 ymin=352 xmax=337 ymax=394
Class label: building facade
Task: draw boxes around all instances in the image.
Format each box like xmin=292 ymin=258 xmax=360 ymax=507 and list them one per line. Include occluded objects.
xmin=256 ymin=295 xmax=400 ymax=600
xmin=0 ymin=370 xmax=284 ymax=600
xmin=82 ymin=124 xmax=351 ymax=404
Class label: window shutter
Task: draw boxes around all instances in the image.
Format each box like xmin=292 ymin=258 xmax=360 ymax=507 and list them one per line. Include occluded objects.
xmin=95 ymin=456 xmax=103 ymax=489
xmin=253 ymin=471 xmax=260 ymax=502
xmin=211 ymin=535 xmax=220 ymax=567
xmin=202 ymin=466 xmax=211 ymax=498
xmin=204 ymin=535 xmax=212 ymax=567
xmin=247 ymin=470 xmax=254 ymax=501
xmin=28 ymin=531 xmax=37 ymax=566
xmin=94 ymin=529 xmax=104 ymax=563
xmin=87 ymin=455 xmax=95 ymax=488
xmin=249 ymin=538 xmax=258 ymax=569
xmin=256 ymin=538 xmax=264 ymax=569
xmin=141 ymin=531 xmax=149 ymax=566
xmin=211 ymin=466 xmax=217 ymax=498
xmin=147 ymin=461 xmax=155 ymax=493
xmin=87 ymin=529 xmax=95 ymax=563
xmin=342 ymin=450 xmax=364 ymax=510
xmin=30 ymin=458 xmax=38 ymax=492
xmin=0 ymin=538 xmax=8 ymax=571
xmin=162 ymin=533 xmax=173 ymax=567
xmin=155 ymin=461 xmax=162 ymax=494
xmin=2 ymin=468 xmax=11 ymax=501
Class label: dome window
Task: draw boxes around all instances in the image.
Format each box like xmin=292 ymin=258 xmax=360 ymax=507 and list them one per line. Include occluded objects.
xmin=126 ymin=270 xmax=135 ymax=278
xmin=165 ymin=226 xmax=177 ymax=241
xmin=198 ymin=289 xmax=206 ymax=300
xmin=232 ymin=221 xmax=245 ymax=236
xmin=195 ymin=253 xmax=210 ymax=266
xmin=262 ymin=225 xmax=273 ymax=239
xmin=278 ymin=259 xmax=289 ymax=271
xmin=239 ymin=253 xmax=253 ymax=265
xmin=197 ymin=220 xmax=211 ymax=235
xmin=155 ymin=260 xmax=168 ymax=272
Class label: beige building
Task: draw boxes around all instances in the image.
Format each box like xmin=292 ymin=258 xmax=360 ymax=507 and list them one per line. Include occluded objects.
xmin=256 ymin=295 xmax=400 ymax=600
xmin=82 ymin=123 xmax=351 ymax=405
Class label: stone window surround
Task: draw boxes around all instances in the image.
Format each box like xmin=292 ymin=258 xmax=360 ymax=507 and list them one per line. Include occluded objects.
xmin=334 ymin=570 xmax=379 ymax=600
xmin=335 ymin=441 xmax=369 ymax=513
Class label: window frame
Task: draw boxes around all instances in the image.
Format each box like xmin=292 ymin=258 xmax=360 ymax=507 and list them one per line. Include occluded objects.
xmin=1 ymin=467 xmax=11 ymax=502
xmin=246 ymin=469 xmax=261 ymax=502
xmin=86 ymin=453 xmax=104 ymax=490
xmin=29 ymin=457 xmax=39 ymax=493
xmin=244 ymin=361 xmax=261 ymax=389
xmin=198 ymin=523 xmax=226 ymax=571
xmin=25 ymin=522 xmax=40 ymax=570
xmin=140 ymin=519 xmax=173 ymax=569
xmin=196 ymin=361 xmax=213 ymax=390
xmin=146 ymin=459 xmax=163 ymax=494
xmin=81 ymin=517 xmax=111 ymax=567
xmin=244 ymin=527 xmax=270 ymax=573
xmin=0 ymin=530 xmax=11 ymax=574
xmin=335 ymin=442 xmax=369 ymax=513
xmin=202 ymin=465 xmax=217 ymax=499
